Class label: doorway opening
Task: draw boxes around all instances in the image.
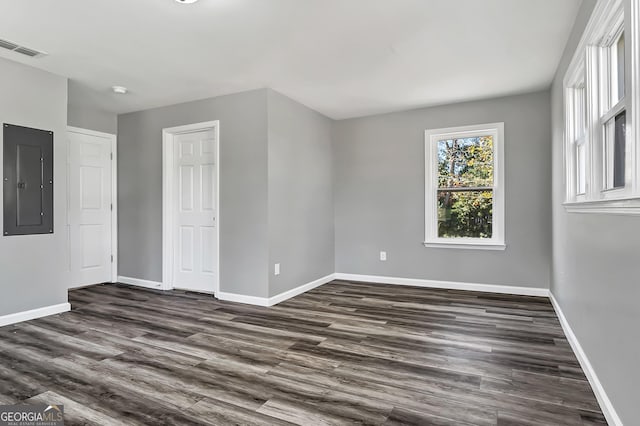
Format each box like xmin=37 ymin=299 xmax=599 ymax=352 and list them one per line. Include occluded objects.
xmin=162 ymin=121 xmax=220 ymax=295
xmin=67 ymin=127 xmax=118 ymax=288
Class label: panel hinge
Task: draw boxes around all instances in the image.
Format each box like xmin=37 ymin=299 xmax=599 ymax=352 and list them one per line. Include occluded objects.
xmin=111 ymin=254 xmax=114 ymax=263
xmin=110 ymin=203 xmax=113 ymax=211
xmin=110 ymin=153 xmax=113 ymax=160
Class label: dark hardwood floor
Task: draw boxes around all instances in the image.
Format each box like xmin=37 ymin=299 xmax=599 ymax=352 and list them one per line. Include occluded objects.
xmin=0 ymin=280 xmax=606 ymax=425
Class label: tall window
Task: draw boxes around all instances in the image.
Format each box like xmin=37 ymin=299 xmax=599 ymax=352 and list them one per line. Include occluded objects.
xmin=424 ymin=123 xmax=505 ymax=249
xmin=564 ymin=0 xmax=640 ymax=214
xmin=567 ymin=62 xmax=588 ymax=198
xmin=602 ymin=28 xmax=626 ymax=190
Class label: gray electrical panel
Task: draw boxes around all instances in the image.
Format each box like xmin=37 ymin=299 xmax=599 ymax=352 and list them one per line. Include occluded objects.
xmin=3 ymin=123 xmax=54 ymax=236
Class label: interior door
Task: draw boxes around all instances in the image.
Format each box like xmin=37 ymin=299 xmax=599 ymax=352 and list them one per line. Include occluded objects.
xmin=68 ymin=130 xmax=113 ymax=288
xmin=172 ymin=130 xmax=217 ymax=293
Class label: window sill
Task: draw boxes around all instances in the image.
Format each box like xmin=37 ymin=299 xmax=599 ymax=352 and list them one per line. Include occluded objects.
xmin=423 ymin=241 xmax=506 ymax=251
xmin=564 ymin=197 xmax=640 ymax=215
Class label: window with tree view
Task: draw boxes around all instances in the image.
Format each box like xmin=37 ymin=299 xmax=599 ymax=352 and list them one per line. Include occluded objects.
xmin=438 ymin=136 xmax=493 ymax=238
xmin=425 ymin=123 xmax=504 ymax=249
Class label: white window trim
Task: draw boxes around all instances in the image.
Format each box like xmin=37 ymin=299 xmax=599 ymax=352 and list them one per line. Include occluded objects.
xmin=563 ymin=0 xmax=640 ymax=215
xmin=424 ymin=122 xmax=505 ymax=250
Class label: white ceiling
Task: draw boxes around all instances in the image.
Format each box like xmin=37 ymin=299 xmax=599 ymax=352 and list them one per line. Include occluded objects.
xmin=0 ymin=0 xmax=582 ymax=119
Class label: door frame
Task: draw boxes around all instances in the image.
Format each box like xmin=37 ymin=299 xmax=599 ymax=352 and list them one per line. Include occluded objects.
xmin=67 ymin=126 xmax=118 ymax=285
xmin=162 ymin=120 xmax=220 ymax=294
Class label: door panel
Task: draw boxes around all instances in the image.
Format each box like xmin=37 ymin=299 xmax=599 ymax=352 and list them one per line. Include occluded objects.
xmin=80 ymin=166 xmax=103 ymax=209
xmin=201 ymin=164 xmax=215 ymax=211
xmin=201 ymin=226 xmax=216 ymax=274
xmin=172 ymin=129 xmax=217 ymax=293
xmin=179 ymin=226 xmax=195 ymax=272
xmin=69 ymin=131 xmax=113 ymax=288
xmin=180 ymin=165 xmax=194 ymax=211
xmin=81 ymin=224 xmax=104 ymax=268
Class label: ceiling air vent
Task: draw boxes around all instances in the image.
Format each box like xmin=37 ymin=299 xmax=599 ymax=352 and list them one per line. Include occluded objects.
xmin=0 ymin=38 xmax=46 ymax=58
xmin=0 ymin=39 xmax=18 ymax=50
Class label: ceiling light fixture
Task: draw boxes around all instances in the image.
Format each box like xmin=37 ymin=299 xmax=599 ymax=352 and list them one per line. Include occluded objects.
xmin=175 ymin=0 xmax=199 ymax=4
xmin=112 ymin=86 xmax=128 ymax=94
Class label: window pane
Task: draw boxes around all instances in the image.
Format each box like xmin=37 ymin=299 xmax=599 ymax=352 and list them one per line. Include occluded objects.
xmin=613 ymin=111 xmax=626 ymax=187
xmin=616 ymin=33 xmax=625 ymax=102
xmin=438 ymin=136 xmax=493 ymax=188
xmin=604 ymin=111 xmax=626 ymax=189
xmin=437 ymin=190 xmax=493 ymax=238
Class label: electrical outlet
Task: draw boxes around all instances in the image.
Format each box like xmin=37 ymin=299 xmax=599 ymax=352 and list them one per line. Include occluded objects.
xmin=380 ymin=251 xmax=387 ymax=261
xmin=274 ymin=263 xmax=280 ymax=276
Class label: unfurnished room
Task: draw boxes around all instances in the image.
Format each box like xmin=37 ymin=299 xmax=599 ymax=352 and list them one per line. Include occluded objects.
xmin=0 ymin=0 xmax=637 ymax=425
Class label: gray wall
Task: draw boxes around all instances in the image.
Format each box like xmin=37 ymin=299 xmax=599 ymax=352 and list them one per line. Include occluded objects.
xmin=68 ymin=104 xmax=117 ymax=134
xmin=0 ymin=57 xmax=69 ymax=316
xmin=117 ymin=89 xmax=270 ymax=297
xmin=67 ymin=80 xmax=118 ymax=134
xmin=551 ymin=0 xmax=638 ymax=422
xmin=332 ymin=91 xmax=552 ymax=288
xmin=267 ymin=90 xmax=334 ymax=297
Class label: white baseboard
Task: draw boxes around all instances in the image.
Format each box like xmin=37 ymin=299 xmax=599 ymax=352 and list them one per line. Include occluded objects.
xmin=268 ymin=273 xmax=335 ymax=306
xmin=334 ymin=273 xmax=549 ymax=297
xmin=118 ymin=276 xmax=164 ymax=291
xmin=549 ymin=292 xmax=622 ymax=426
xmin=0 ymin=303 xmax=71 ymax=327
xmin=217 ymin=273 xmax=548 ymax=306
xmin=218 ymin=273 xmax=336 ymax=307
xmin=217 ymin=292 xmax=270 ymax=307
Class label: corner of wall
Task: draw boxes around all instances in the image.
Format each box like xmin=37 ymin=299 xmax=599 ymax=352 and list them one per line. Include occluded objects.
xmin=265 ymin=90 xmax=336 ymax=298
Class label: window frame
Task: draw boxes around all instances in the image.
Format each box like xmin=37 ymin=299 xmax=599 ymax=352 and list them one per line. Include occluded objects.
xmin=599 ymin=14 xmax=627 ymax=194
xmin=566 ymin=59 xmax=589 ymax=201
xmin=563 ymin=0 xmax=640 ymax=215
xmin=424 ymin=122 xmax=505 ymax=250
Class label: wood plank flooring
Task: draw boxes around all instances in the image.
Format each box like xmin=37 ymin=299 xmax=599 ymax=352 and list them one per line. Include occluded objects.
xmin=0 ymin=280 xmax=606 ymax=425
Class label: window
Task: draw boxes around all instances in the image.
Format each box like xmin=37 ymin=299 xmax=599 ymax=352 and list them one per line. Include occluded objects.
xmin=602 ymin=28 xmax=626 ymax=190
xmin=424 ymin=123 xmax=505 ymax=249
xmin=564 ymin=0 xmax=640 ymax=214
xmin=567 ymin=63 xmax=588 ymax=198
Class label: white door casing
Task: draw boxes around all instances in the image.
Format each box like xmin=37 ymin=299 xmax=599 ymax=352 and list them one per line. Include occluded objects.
xmin=68 ymin=127 xmax=117 ymax=288
xmin=162 ymin=121 xmax=219 ymax=295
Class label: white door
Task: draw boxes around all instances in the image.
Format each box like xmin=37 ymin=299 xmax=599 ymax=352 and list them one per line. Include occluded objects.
xmin=172 ymin=129 xmax=217 ymax=293
xmin=68 ymin=130 xmax=114 ymax=288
